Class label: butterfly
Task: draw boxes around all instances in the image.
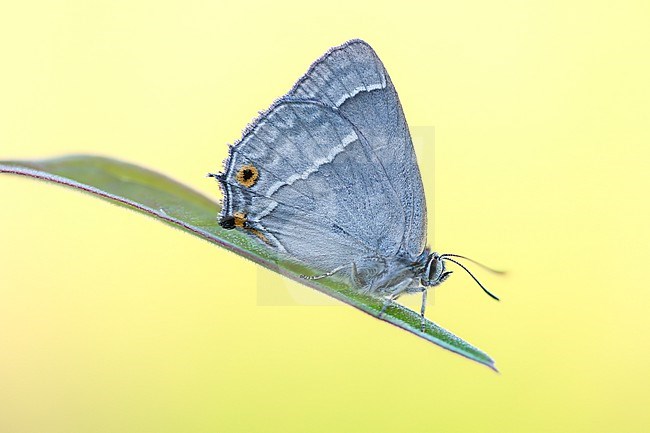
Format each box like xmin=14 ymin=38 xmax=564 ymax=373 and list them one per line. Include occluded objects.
xmin=210 ymin=40 xmax=499 ymax=328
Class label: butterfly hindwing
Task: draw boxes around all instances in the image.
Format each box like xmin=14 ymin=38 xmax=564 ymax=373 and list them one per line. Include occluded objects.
xmin=218 ymin=99 xmax=405 ymax=271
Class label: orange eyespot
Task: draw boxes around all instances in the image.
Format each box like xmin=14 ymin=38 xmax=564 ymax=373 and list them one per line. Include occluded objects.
xmin=233 ymin=211 xmax=247 ymax=228
xmin=236 ymin=164 xmax=259 ymax=187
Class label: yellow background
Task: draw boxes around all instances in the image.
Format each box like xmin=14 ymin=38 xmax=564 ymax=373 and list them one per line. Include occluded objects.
xmin=1 ymin=1 xmax=649 ymax=432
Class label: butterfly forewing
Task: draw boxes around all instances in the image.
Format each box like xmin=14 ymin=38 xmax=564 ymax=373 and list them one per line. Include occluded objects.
xmin=287 ymin=39 xmax=427 ymax=257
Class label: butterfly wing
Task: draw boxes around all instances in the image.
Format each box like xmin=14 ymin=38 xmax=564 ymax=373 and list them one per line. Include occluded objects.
xmin=286 ymin=39 xmax=428 ymax=258
xmin=218 ymin=99 xmax=405 ymax=271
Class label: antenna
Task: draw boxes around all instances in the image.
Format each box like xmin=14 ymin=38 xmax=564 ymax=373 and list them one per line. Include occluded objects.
xmin=442 ymin=257 xmax=500 ymax=301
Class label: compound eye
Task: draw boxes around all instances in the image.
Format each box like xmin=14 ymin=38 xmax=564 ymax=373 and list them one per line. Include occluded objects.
xmin=426 ymin=257 xmax=439 ymax=281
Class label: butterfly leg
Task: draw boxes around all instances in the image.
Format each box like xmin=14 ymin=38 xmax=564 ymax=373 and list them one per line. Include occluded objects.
xmin=378 ymin=277 xmax=415 ymax=318
xmin=420 ymin=288 xmax=428 ymax=332
xmin=300 ymin=265 xmax=346 ymax=281
xmin=378 ymin=293 xmax=401 ymax=318
xmin=350 ymin=261 xmax=364 ymax=288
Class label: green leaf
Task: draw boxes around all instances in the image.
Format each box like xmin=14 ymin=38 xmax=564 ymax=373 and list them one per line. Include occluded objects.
xmin=1 ymin=155 xmax=497 ymax=370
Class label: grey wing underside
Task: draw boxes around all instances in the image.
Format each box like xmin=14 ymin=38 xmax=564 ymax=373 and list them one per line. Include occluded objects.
xmin=287 ymin=39 xmax=428 ymax=257
xmin=217 ymin=40 xmax=427 ymax=271
xmin=219 ymin=100 xmax=404 ymax=271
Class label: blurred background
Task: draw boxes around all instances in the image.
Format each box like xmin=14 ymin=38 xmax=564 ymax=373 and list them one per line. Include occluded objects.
xmin=1 ymin=1 xmax=649 ymax=432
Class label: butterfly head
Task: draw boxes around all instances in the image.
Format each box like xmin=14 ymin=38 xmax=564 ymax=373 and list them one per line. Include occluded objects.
xmin=420 ymin=252 xmax=501 ymax=301
xmin=421 ymin=252 xmax=451 ymax=287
